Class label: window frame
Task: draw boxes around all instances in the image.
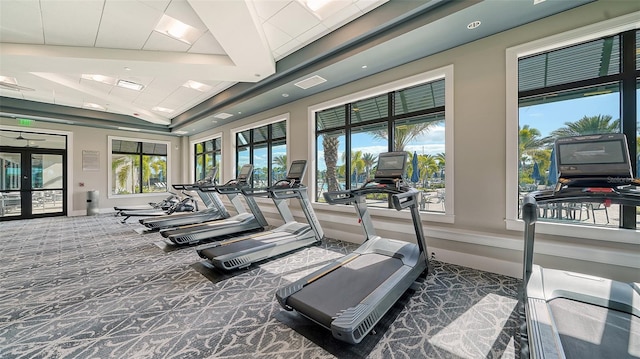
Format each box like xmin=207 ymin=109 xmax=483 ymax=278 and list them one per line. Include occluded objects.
xmin=230 ymin=114 xmax=289 ymax=187
xmin=308 ymin=66 xmax=455 ymax=223
xmin=505 ymin=12 xmax=639 ymax=243
xmin=108 ymin=136 xmax=171 ymax=198
xmin=190 ymin=133 xmax=223 ymax=183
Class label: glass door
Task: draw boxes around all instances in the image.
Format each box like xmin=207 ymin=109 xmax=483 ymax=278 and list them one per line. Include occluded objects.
xmin=0 ymin=130 xmax=67 ymax=220
xmin=0 ymin=152 xmax=22 ymax=218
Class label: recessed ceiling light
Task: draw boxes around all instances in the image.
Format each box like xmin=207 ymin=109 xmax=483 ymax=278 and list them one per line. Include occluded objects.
xmin=211 ymin=120 xmax=218 ymax=124
xmin=83 ymin=102 xmax=106 ymax=110
xmin=154 ymin=14 xmax=201 ymax=45
xmin=183 ymin=80 xmax=212 ymax=92
xmin=174 ymin=130 xmax=189 ymax=135
xmin=361 ymin=65 xmax=368 ymax=69
xmin=213 ymin=112 xmax=233 ymax=119
xmin=152 ymin=106 xmax=174 ymax=114
xmin=294 ymin=75 xmax=327 ymax=90
xmin=117 ymin=79 xmax=144 ymax=91
xmin=81 ymin=74 xmax=117 ymax=85
xmin=124 ymin=67 xmax=132 ymax=71
xmin=282 ymin=93 xmax=289 ymax=97
xmin=533 ymin=0 xmax=546 ymax=4
xmin=467 ymin=20 xmax=481 ymax=30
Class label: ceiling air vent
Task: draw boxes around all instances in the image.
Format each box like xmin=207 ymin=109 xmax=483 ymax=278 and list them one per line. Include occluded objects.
xmin=294 ymin=75 xmax=327 ymax=90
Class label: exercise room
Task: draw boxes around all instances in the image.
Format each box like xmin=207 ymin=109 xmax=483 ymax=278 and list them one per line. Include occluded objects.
xmin=1 ymin=1 xmax=638 ymax=358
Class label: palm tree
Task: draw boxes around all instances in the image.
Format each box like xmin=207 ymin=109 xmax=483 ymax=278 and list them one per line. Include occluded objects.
xmin=361 ymin=152 xmax=377 ymax=181
xmin=519 ymin=125 xmax=551 ymax=169
xmin=418 ymin=154 xmax=439 ymax=184
xmin=344 ymin=150 xmax=366 ymax=187
xmin=322 ymin=134 xmax=341 ymax=191
xmin=370 ymin=121 xmax=442 ymax=151
xmin=550 ymin=114 xmax=619 ymax=137
xmin=273 ymin=154 xmax=287 ymax=180
xmin=273 ymin=154 xmax=287 ymax=169
xmin=112 ymin=156 xmax=130 ymax=193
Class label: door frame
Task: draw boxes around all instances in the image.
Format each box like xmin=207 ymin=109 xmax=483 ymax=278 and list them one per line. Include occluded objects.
xmin=0 ymin=125 xmax=74 ymax=219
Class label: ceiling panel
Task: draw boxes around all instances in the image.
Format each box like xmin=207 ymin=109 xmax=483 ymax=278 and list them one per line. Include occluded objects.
xmin=268 ymin=2 xmax=320 ymax=38
xmin=0 ymin=0 xmax=43 ymax=44
xmin=165 ymin=0 xmax=208 ymax=32
xmin=189 ymin=32 xmax=226 ymax=55
xmin=95 ymin=1 xmax=163 ymax=50
xmin=40 ymin=0 xmax=103 ymax=46
xmin=143 ymin=31 xmax=192 ymax=52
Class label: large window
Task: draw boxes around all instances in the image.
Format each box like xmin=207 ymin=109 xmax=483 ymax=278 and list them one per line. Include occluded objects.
xmin=235 ymin=119 xmax=287 ymax=187
xmin=507 ymin=17 xmax=639 ymax=238
xmin=110 ymin=138 xmax=168 ymax=195
xmin=315 ymin=75 xmax=448 ymax=213
xmin=194 ymin=137 xmax=221 ymax=182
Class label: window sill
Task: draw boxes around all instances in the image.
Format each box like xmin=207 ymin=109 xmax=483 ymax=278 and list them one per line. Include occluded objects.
xmin=505 ymin=218 xmax=639 ymax=245
xmin=107 ymin=192 xmax=170 ymax=199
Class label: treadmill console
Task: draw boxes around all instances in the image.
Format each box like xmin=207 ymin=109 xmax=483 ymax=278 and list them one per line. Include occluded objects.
xmin=237 ymin=164 xmax=253 ymax=183
xmin=286 ymin=160 xmax=307 ymax=181
xmin=374 ymin=152 xmax=408 ymax=180
xmin=555 ymin=134 xmax=633 ymax=187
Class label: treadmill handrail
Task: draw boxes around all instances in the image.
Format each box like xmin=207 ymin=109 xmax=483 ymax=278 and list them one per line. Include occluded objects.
xmin=323 ymin=179 xmax=406 ymax=205
xmin=391 ymin=188 xmax=419 ymax=210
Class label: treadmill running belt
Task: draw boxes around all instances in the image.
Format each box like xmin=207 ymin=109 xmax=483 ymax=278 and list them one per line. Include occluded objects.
xmin=548 ymin=298 xmax=640 ymax=359
xmin=287 ymin=253 xmax=404 ymax=328
xmin=200 ymin=238 xmax=272 ymax=257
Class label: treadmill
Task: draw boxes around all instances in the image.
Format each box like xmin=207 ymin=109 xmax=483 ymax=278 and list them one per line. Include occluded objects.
xmin=117 ymin=190 xmax=198 ymax=223
xmin=159 ymin=164 xmax=268 ymax=245
xmin=276 ymin=151 xmax=429 ymax=344
xmin=139 ymin=167 xmax=231 ymax=231
xmin=520 ymin=133 xmax=640 ymax=359
xmin=114 ymin=192 xmax=180 ymax=215
xmin=196 ymin=160 xmax=324 ymax=270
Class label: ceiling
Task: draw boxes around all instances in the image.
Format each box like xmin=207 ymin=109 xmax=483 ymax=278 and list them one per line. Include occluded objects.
xmin=0 ymin=0 xmax=594 ymax=137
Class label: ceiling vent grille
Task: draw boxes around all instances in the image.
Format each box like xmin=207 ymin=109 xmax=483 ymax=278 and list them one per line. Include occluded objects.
xmin=294 ymin=75 xmax=327 ymax=90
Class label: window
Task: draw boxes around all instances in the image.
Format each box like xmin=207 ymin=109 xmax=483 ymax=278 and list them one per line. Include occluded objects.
xmin=234 ymin=119 xmax=287 ymax=187
xmin=194 ymin=137 xmax=221 ymax=182
xmin=506 ymin=16 xmax=638 ymax=239
xmin=314 ymin=68 xmax=452 ymax=218
xmin=110 ymin=138 xmax=168 ymax=195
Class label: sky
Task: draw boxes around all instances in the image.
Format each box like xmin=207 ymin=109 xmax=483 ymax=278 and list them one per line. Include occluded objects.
xmin=519 ymin=91 xmax=639 ymax=138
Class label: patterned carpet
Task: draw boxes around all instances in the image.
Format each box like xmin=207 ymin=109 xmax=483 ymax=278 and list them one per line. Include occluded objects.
xmin=0 ymin=214 xmax=520 ymax=358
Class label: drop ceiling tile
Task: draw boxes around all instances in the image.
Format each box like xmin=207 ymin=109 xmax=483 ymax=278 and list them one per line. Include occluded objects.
xmin=274 ymin=38 xmax=303 ymax=60
xmin=40 ymin=0 xmax=103 ymax=46
xmin=354 ymin=0 xmax=388 ymax=13
xmin=143 ymin=31 xmax=192 ymax=52
xmin=138 ymin=0 xmax=171 ymax=13
xmin=0 ymin=89 xmax=25 ymax=100
xmin=321 ymin=4 xmax=362 ymax=30
xmin=164 ymin=0 xmax=208 ymax=32
xmin=23 ymin=90 xmax=54 ymax=104
xmin=253 ymin=0 xmax=291 ymax=22
xmin=262 ymin=22 xmax=292 ymax=51
xmin=95 ymin=1 xmax=163 ymax=50
xmin=189 ymin=31 xmax=226 ymax=55
xmin=0 ymin=0 xmax=44 ymax=44
xmin=109 ymin=86 xmax=143 ymax=102
xmin=268 ymin=1 xmax=319 ymax=38
xmin=79 ymin=79 xmax=115 ymax=95
xmin=295 ymin=23 xmax=328 ymax=45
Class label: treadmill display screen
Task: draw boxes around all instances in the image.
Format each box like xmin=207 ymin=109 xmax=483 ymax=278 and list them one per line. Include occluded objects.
xmin=555 ymin=134 xmax=632 ymax=178
xmin=287 ymin=161 xmax=307 ymax=179
xmin=238 ymin=165 xmax=253 ymax=180
xmin=375 ymin=152 xmax=407 ymax=179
